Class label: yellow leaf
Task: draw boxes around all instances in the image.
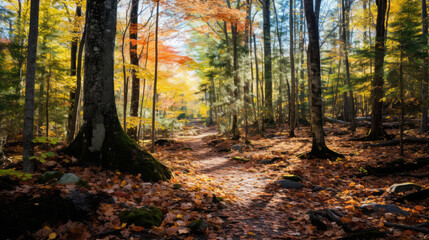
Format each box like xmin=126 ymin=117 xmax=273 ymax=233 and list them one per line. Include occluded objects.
xmin=247 ymin=231 xmax=255 ymax=235
xmin=49 ymin=232 xmax=57 ymax=239
xmin=349 ymin=182 xmax=356 ymax=187
xmin=121 ymin=180 xmax=127 ymax=187
xmin=177 ymin=214 xmax=183 ymax=219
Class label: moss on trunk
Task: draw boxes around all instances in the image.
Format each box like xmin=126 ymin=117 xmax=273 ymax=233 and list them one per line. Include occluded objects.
xmin=64 ymin=123 xmax=171 ymax=182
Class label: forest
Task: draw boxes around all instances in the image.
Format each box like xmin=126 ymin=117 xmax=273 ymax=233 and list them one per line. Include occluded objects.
xmin=0 ymin=0 xmax=428 ymax=239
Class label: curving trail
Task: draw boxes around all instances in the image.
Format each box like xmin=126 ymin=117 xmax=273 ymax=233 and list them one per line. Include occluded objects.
xmin=179 ymin=128 xmax=294 ymax=239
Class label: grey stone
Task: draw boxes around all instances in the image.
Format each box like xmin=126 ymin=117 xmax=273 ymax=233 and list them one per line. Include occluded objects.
xmin=275 ymin=179 xmax=303 ymax=189
xmin=231 ymin=144 xmax=243 ymax=151
xmin=360 ymin=203 xmax=410 ymax=216
xmin=387 ymin=182 xmax=422 ymax=194
xmin=57 ymin=173 xmax=80 ymax=184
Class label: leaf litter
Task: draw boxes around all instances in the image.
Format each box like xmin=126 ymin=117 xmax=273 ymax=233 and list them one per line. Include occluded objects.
xmin=1 ymin=125 xmax=428 ymax=239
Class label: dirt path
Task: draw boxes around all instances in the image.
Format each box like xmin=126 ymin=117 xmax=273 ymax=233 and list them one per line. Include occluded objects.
xmin=179 ymin=128 xmax=293 ymax=239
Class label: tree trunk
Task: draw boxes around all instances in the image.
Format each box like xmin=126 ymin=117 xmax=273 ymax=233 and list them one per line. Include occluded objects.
xmin=23 ymin=0 xmax=40 ymax=173
xmin=421 ymin=0 xmax=428 ymax=132
xmin=129 ymin=0 xmax=140 ymax=140
xmin=273 ymin=0 xmax=284 ymax=126
xmin=366 ymin=0 xmax=387 ymax=140
xmin=262 ymin=0 xmax=274 ymax=125
xmin=341 ymin=0 xmax=356 ymax=131
xmin=400 ymin=49 xmax=404 ymax=156
xmin=67 ymin=6 xmax=82 ymax=143
xmin=302 ymin=0 xmax=343 ymax=159
xmin=231 ymin=22 xmax=240 ymax=140
xmin=45 ymin=56 xmax=52 ymax=138
xmin=253 ymin=34 xmax=262 ymax=132
xmin=70 ymin=27 xmax=86 ymax=142
xmin=289 ymin=0 xmax=297 ymax=137
xmin=65 ymin=0 xmax=170 ymax=182
xmin=150 ymin=1 xmax=160 ymax=153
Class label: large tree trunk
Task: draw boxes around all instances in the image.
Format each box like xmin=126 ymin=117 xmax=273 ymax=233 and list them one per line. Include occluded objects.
xmin=129 ymin=0 xmax=140 ymax=140
xmin=65 ymin=0 xmax=170 ymax=182
xmin=23 ymin=0 xmax=40 ymax=173
xmin=366 ymin=0 xmax=387 ymax=140
xmin=67 ymin=6 xmax=82 ymax=143
xmin=262 ymin=0 xmax=274 ymax=125
xmin=302 ymin=0 xmax=343 ymax=159
xmin=421 ymin=0 xmax=428 ymax=132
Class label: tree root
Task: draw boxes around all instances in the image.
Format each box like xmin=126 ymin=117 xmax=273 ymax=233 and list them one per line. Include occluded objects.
xmin=364 ymin=157 xmax=429 ymax=177
xmin=362 ymin=137 xmax=429 ymax=147
xmin=384 ymin=222 xmax=429 ymax=234
xmin=299 ymin=148 xmax=345 ymax=160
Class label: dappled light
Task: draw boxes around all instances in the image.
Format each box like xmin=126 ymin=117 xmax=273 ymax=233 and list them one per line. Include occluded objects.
xmin=1 ymin=0 xmax=429 ymax=239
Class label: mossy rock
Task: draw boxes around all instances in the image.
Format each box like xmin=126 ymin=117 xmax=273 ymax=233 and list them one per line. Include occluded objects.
xmin=57 ymin=173 xmax=80 ymax=184
xmin=282 ymin=174 xmax=302 ymax=182
xmin=188 ymin=219 xmax=208 ymax=233
xmin=119 ymin=206 xmax=163 ymax=228
xmin=37 ymin=171 xmax=64 ymax=184
xmin=231 ymin=156 xmax=250 ymax=163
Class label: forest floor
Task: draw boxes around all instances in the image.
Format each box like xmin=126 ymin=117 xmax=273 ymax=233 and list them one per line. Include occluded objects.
xmin=1 ymin=123 xmax=429 ymax=239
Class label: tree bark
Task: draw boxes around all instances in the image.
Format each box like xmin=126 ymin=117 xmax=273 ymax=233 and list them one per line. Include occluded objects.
xmin=366 ymin=0 xmax=387 ymax=140
xmin=150 ymin=0 xmax=160 ymax=153
xmin=65 ymin=0 xmax=170 ymax=182
xmin=129 ymin=0 xmax=140 ymax=140
xmin=289 ymin=0 xmax=296 ymax=137
xmin=231 ymin=22 xmax=240 ymax=140
xmin=70 ymin=26 xmax=86 ymax=142
xmin=302 ymin=0 xmax=343 ymax=159
xmin=67 ymin=6 xmax=82 ymax=143
xmin=23 ymin=0 xmax=40 ymax=173
xmin=421 ymin=0 xmax=428 ymax=132
xmin=262 ymin=0 xmax=274 ymax=125
xmin=400 ymin=49 xmax=404 ymax=156
xmin=341 ymin=0 xmax=356 ymax=131
xmin=253 ymin=34 xmax=262 ymax=132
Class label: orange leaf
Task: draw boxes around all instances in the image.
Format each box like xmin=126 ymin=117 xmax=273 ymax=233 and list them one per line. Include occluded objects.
xmin=415 ymin=205 xmax=424 ymax=211
xmin=130 ymin=225 xmax=145 ymax=232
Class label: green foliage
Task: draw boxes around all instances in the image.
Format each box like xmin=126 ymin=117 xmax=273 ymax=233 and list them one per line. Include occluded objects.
xmin=32 ymin=136 xmax=61 ymax=145
xmin=0 ymin=169 xmax=32 ymax=180
xmin=28 ymin=151 xmax=55 ymax=163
